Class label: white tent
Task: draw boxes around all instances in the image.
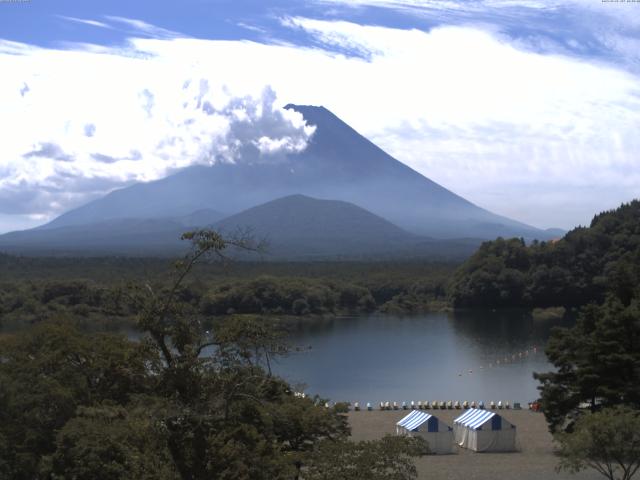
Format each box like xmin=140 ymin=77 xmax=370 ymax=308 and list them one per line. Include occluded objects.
xmin=396 ymin=410 xmax=454 ymax=454
xmin=453 ymin=408 xmax=516 ymax=452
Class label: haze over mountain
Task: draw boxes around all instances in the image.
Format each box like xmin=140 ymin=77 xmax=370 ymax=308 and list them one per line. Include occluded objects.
xmin=216 ymin=194 xmax=413 ymax=252
xmin=0 ymin=210 xmax=224 ymax=256
xmin=213 ymin=194 xmax=479 ymax=259
xmin=0 ymin=195 xmax=480 ymax=259
xmin=36 ymin=104 xmax=553 ymax=240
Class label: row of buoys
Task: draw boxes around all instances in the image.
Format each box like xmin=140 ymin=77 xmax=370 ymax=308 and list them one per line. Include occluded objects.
xmin=368 ymin=400 xmax=520 ymax=411
xmin=458 ymin=346 xmax=539 ymax=377
xmin=489 ymin=346 xmax=538 ymax=367
xmin=315 ymin=399 xmax=523 ymax=411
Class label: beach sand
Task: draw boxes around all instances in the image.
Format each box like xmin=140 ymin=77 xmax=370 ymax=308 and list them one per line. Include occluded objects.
xmin=348 ymin=409 xmax=601 ymax=480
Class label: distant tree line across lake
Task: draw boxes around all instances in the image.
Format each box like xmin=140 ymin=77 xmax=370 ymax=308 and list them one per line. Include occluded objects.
xmin=0 ymin=257 xmax=453 ymax=332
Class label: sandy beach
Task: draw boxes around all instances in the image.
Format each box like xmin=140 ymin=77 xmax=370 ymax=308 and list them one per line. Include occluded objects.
xmin=348 ymin=409 xmax=601 ymax=480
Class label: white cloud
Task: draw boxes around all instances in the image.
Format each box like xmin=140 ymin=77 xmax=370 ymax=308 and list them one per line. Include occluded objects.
xmin=316 ymin=0 xmax=640 ymax=17
xmin=0 ymin=42 xmax=315 ymax=228
xmin=58 ymin=15 xmax=114 ymax=29
xmin=316 ymin=0 xmax=640 ymax=72
xmin=104 ymin=16 xmax=184 ymax=39
xmin=1 ymin=16 xmax=639 ymax=232
xmin=274 ymin=18 xmax=640 ymax=228
xmin=315 ymin=0 xmax=556 ymax=12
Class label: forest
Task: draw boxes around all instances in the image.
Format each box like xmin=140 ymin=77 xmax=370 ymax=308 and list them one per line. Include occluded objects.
xmin=0 ymin=256 xmax=453 ymax=332
xmin=449 ymin=200 xmax=640 ymax=309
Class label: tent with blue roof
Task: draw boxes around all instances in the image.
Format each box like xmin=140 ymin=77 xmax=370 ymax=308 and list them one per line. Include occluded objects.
xmin=396 ymin=410 xmax=453 ymax=454
xmin=453 ymin=408 xmax=516 ymax=452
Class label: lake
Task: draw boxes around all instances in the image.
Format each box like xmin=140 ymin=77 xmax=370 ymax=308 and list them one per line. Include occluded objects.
xmin=1 ymin=309 xmax=565 ymax=407
xmin=273 ymin=310 xmax=567 ymax=406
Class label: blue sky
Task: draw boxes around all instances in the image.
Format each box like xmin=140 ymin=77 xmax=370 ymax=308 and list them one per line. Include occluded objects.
xmin=3 ymin=0 xmax=639 ymax=67
xmin=1 ymin=0 xmax=639 ymax=232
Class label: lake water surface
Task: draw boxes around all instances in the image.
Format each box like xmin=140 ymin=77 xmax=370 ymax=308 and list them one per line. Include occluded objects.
xmin=2 ymin=309 xmax=565 ymax=407
xmin=273 ymin=310 xmax=567 ymax=406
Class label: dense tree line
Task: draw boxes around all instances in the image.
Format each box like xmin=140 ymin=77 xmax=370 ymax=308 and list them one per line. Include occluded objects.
xmin=0 ymin=281 xmax=135 ymax=331
xmin=201 ymin=276 xmax=375 ymax=316
xmin=535 ymin=296 xmax=640 ymax=432
xmin=519 ymin=201 xmax=640 ymax=480
xmin=449 ymin=201 xmax=640 ymax=309
xmin=0 ymin=253 xmax=455 ymax=285
xmin=0 ymin=266 xmax=452 ymax=332
xmin=0 ymin=231 xmax=428 ymax=479
xmin=534 ymin=294 xmax=640 ymax=479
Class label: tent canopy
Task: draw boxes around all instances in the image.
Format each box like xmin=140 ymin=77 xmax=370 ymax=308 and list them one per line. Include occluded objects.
xmin=454 ymin=409 xmax=504 ymax=431
xmin=397 ymin=410 xmax=454 ymax=454
xmin=397 ymin=410 xmax=439 ymax=432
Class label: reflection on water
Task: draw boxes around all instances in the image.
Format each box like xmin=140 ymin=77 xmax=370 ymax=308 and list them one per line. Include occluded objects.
xmin=273 ymin=311 xmax=571 ymax=405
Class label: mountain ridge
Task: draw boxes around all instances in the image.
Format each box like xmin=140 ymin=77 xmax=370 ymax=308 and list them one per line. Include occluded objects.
xmin=40 ymin=103 xmax=552 ymax=240
xmin=0 ymin=103 xmax=560 ymax=257
xmin=213 ymin=194 xmax=418 ymax=258
xmin=0 ymin=194 xmax=481 ymax=259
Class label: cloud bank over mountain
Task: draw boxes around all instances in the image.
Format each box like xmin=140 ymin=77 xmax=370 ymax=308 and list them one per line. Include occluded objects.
xmin=0 ymin=2 xmax=639 ymax=232
xmin=0 ymin=47 xmax=314 ymax=230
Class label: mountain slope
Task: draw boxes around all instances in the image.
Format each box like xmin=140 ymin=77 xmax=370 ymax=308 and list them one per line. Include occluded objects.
xmin=38 ymin=104 xmax=552 ymax=241
xmin=0 ymin=195 xmax=480 ymax=259
xmin=214 ymin=194 xmax=418 ymax=258
xmin=0 ymin=210 xmax=225 ymax=256
xmin=214 ymin=194 xmax=480 ymax=259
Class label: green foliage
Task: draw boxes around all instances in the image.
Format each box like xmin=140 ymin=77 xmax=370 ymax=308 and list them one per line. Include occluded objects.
xmin=555 ymin=406 xmax=640 ymax=480
xmin=450 ymin=201 xmax=640 ymax=308
xmin=201 ymin=276 xmax=378 ymax=316
xmin=0 ymin=321 xmax=156 ymax=479
xmin=535 ymin=297 xmax=640 ymax=432
xmin=0 ymin=258 xmax=455 ymax=333
xmin=0 ymin=231 xmax=428 ymax=479
xmin=526 ymin=202 xmax=640 ymax=450
xmin=378 ymin=278 xmax=448 ymax=314
xmin=46 ymin=404 xmax=178 ymax=480
xmin=0 ymin=280 xmax=135 ymax=331
xmin=449 ymin=238 xmax=530 ymax=307
xmin=305 ymin=435 xmax=428 ymax=480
